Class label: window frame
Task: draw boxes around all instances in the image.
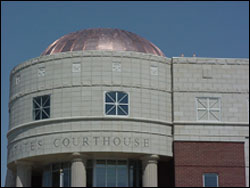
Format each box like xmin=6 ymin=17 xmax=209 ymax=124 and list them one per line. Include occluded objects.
xmin=203 ymin=173 xmax=219 ymax=187
xmin=92 ymin=159 xmax=141 ymax=187
xmin=104 ymin=91 xmax=130 ymax=117
xmin=33 ymin=95 xmax=51 ymax=121
xmin=196 ymin=97 xmax=221 ymax=122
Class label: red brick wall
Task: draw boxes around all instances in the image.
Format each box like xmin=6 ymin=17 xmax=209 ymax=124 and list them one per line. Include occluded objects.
xmin=174 ymin=142 xmax=245 ymax=187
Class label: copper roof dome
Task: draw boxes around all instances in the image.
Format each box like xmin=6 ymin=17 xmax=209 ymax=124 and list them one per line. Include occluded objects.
xmin=41 ymin=28 xmax=165 ymax=57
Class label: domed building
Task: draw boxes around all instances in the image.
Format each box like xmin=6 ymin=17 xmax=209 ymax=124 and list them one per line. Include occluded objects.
xmin=6 ymin=28 xmax=249 ymax=187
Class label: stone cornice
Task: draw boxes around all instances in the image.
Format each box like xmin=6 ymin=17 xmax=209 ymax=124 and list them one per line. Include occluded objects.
xmin=173 ymin=121 xmax=249 ymax=126
xmin=7 ymin=116 xmax=173 ymax=137
xmin=7 ymin=117 xmax=249 ymax=138
xmin=172 ymin=57 xmax=249 ymax=65
xmin=10 ymin=50 xmax=170 ymax=76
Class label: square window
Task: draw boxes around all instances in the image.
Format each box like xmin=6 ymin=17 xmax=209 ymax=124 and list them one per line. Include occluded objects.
xmin=198 ymin=110 xmax=208 ymax=120
xmin=105 ymin=91 xmax=129 ymax=116
xmin=203 ymin=173 xmax=218 ymax=187
xmin=196 ymin=97 xmax=220 ymax=121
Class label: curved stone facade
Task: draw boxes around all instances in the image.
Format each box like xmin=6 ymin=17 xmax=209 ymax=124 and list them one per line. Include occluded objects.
xmin=6 ymin=46 xmax=249 ymax=187
xmin=7 ymin=50 xmax=172 ymax=166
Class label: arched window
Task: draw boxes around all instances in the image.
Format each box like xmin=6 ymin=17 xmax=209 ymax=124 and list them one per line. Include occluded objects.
xmin=105 ymin=91 xmax=129 ymax=116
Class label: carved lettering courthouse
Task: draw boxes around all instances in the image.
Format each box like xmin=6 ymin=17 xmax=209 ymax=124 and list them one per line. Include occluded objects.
xmin=5 ymin=28 xmax=249 ymax=187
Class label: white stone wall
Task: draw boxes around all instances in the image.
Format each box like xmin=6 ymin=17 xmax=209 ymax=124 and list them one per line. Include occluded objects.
xmin=173 ymin=57 xmax=249 ymax=140
xmin=7 ymin=119 xmax=173 ymax=163
xmin=7 ymin=51 xmax=173 ymax=164
xmin=9 ymin=51 xmax=171 ymax=129
xmin=173 ymin=57 xmax=249 ymax=123
xmin=8 ymin=52 xmax=249 ymax=185
xmin=173 ymin=57 xmax=249 ymax=187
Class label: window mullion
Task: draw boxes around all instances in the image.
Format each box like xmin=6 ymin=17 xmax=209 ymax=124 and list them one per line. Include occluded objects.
xmin=118 ymin=105 xmax=128 ymax=115
xmin=118 ymin=93 xmax=127 ymax=103
xmin=40 ymin=96 xmax=43 ymax=119
xmin=40 ymin=108 xmax=42 ymax=119
xmin=105 ymin=91 xmax=128 ymax=116
xmin=107 ymin=93 xmax=116 ymax=103
xmin=116 ymin=92 xmax=118 ymax=115
xmin=43 ymin=96 xmax=49 ymax=106
xmin=34 ymin=99 xmax=41 ymax=108
xmin=105 ymin=160 xmax=107 ymax=187
xmin=33 ymin=95 xmax=50 ymax=120
xmin=42 ymin=108 xmax=50 ymax=118
xmin=207 ymin=98 xmax=210 ymax=120
xmin=106 ymin=105 xmax=115 ymax=114
xmin=116 ymin=160 xmax=118 ymax=187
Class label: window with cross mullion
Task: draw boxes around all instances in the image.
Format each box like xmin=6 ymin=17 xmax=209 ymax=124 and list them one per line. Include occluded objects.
xmin=105 ymin=91 xmax=129 ymax=116
xmin=33 ymin=95 xmax=50 ymax=120
xmin=196 ymin=97 xmax=220 ymax=121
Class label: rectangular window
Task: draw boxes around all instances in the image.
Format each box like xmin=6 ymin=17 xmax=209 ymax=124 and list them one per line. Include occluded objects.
xmin=33 ymin=95 xmax=50 ymax=120
xmin=203 ymin=173 xmax=218 ymax=187
xmin=196 ymin=97 xmax=221 ymax=121
xmin=93 ymin=160 xmax=141 ymax=187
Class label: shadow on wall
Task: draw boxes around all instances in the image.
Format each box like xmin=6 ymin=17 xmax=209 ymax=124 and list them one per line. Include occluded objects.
xmin=158 ymin=159 xmax=175 ymax=187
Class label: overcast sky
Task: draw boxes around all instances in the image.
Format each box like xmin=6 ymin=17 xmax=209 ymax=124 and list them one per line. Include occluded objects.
xmin=1 ymin=1 xmax=249 ymax=186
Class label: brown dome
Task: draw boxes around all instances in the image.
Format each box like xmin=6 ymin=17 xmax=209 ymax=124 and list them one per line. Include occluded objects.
xmin=41 ymin=28 xmax=165 ymax=57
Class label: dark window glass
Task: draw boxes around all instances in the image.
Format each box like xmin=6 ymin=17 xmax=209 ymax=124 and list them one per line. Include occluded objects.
xmin=105 ymin=105 xmax=116 ymax=115
xmin=106 ymin=91 xmax=116 ymax=102
xmin=87 ymin=160 xmax=93 ymax=187
xmin=204 ymin=173 xmax=218 ymax=187
xmin=45 ymin=162 xmax=71 ymax=187
xmin=117 ymin=161 xmax=128 ymax=187
xmin=42 ymin=108 xmax=50 ymax=119
xmin=118 ymin=92 xmax=127 ymax=103
xmin=118 ymin=105 xmax=128 ymax=115
xmin=34 ymin=110 xmax=41 ymax=120
xmin=90 ymin=160 xmax=141 ymax=187
xmin=43 ymin=95 xmax=50 ymax=107
xmin=33 ymin=99 xmax=40 ymax=109
xmin=105 ymin=91 xmax=128 ymax=116
xmin=34 ymin=97 xmax=42 ymax=106
xmin=62 ymin=163 xmax=71 ymax=188
xmin=119 ymin=95 xmax=128 ymax=104
xmin=33 ymin=95 xmax=50 ymax=120
xmin=52 ymin=171 xmax=60 ymax=187
xmin=95 ymin=167 xmax=106 ymax=187
xmin=107 ymin=161 xmax=116 ymax=187
xmin=42 ymin=166 xmax=52 ymax=187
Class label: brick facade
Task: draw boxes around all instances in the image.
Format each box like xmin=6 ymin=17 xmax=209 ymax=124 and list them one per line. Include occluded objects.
xmin=174 ymin=142 xmax=246 ymax=187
